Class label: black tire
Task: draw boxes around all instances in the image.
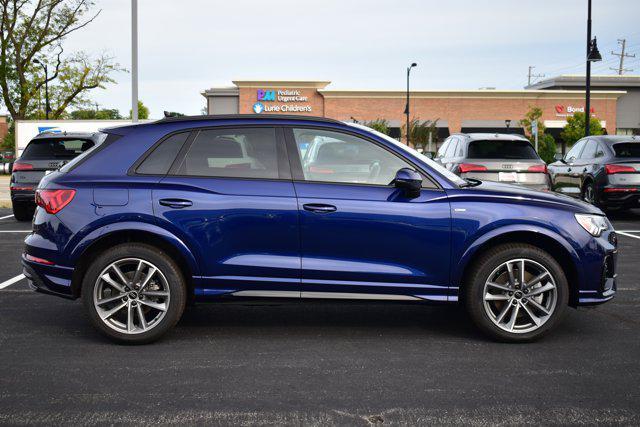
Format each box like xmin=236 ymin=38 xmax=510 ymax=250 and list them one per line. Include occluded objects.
xmin=464 ymin=243 xmax=569 ymax=342
xmin=581 ymin=181 xmax=598 ymax=206
xmin=12 ymin=201 xmax=35 ymax=221
xmin=81 ymin=243 xmax=186 ymax=344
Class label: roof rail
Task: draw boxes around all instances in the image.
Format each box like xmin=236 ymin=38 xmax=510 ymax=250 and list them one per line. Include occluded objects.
xmin=155 ymin=114 xmax=344 ymax=125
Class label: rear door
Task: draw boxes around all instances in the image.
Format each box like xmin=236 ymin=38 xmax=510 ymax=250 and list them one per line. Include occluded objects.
xmin=13 ymin=137 xmax=95 ymax=190
xmin=463 ymin=139 xmax=547 ymax=186
xmin=285 ymin=126 xmax=451 ymax=301
xmin=608 ymin=142 xmax=640 ymax=187
xmin=147 ymin=126 xmax=300 ymax=297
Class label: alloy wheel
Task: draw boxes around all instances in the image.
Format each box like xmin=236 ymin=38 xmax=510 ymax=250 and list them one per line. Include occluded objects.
xmin=482 ymin=258 xmax=557 ymax=334
xmin=93 ymin=258 xmax=170 ymax=335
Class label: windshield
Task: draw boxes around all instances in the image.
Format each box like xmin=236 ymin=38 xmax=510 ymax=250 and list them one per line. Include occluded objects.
xmin=346 ymin=122 xmax=466 ymax=186
xmin=468 ymin=140 xmax=539 ymax=159
xmin=612 ymin=142 xmax=640 ymax=158
xmin=59 ymin=133 xmax=108 ymax=172
xmin=21 ymin=137 xmax=95 ymax=160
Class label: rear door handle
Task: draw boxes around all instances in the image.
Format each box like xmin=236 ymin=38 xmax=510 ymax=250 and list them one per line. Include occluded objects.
xmin=159 ymin=198 xmax=193 ymax=209
xmin=303 ymin=203 xmax=337 ymax=213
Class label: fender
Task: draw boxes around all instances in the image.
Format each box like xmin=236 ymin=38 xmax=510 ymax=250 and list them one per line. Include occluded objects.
xmin=452 ymin=223 xmax=583 ymax=287
xmin=69 ymin=220 xmax=200 ymax=277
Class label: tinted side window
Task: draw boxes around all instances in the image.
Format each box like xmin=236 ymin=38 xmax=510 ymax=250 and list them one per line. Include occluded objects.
xmin=137 ymin=132 xmax=190 ymax=175
xmin=613 ymin=143 xmax=640 ymax=158
xmin=595 ymin=143 xmax=606 ymax=158
xmin=565 ymin=140 xmax=586 ymax=162
xmin=580 ymin=140 xmax=597 ymax=159
xmin=176 ymin=127 xmax=279 ymax=179
xmin=292 ymin=128 xmax=414 ymax=186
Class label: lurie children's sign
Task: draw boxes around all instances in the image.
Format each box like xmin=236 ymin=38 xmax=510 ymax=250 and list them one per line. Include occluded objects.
xmin=253 ymin=89 xmax=313 ymax=114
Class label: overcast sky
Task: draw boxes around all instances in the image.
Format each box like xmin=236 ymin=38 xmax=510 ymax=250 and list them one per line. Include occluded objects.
xmin=6 ymin=0 xmax=640 ymax=117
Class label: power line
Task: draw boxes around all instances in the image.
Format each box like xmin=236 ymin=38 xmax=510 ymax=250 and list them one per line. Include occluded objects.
xmin=527 ymin=65 xmax=545 ymax=85
xmin=610 ymin=39 xmax=635 ymax=75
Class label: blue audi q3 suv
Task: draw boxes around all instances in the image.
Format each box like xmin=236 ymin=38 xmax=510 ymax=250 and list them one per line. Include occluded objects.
xmin=22 ymin=115 xmax=617 ymax=343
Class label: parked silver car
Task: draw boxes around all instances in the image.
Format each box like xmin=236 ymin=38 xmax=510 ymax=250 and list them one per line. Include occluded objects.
xmin=434 ymin=133 xmax=550 ymax=190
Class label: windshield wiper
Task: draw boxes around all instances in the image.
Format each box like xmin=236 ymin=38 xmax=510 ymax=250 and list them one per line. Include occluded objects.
xmin=459 ymin=178 xmax=482 ymax=188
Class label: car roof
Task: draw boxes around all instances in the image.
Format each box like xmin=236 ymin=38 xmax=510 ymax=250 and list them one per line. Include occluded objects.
xmin=103 ymin=114 xmax=344 ymax=135
xmin=32 ymin=131 xmax=97 ymax=140
xmin=453 ymin=133 xmax=530 ymax=142
xmin=584 ymin=135 xmax=640 ymax=144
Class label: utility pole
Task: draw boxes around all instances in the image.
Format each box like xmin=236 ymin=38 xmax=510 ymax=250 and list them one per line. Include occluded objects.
xmin=610 ymin=39 xmax=635 ymax=75
xmin=527 ymin=66 xmax=545 ymax=86
xmin=131 ymin=0 xmax=139 ymax=122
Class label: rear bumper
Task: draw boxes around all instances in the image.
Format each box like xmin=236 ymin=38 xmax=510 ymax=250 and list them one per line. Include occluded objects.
xmin=460 ymin=172 xmax=550 ymax=190
xmin=22 ymin=255 xmax=76 ymax=299
xmin=10 ymin=188 xmax=35 ymax=203
xmin=600 ymin=187 xmax=640 ymax=208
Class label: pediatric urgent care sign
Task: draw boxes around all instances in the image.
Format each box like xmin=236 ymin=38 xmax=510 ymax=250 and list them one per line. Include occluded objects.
xmin=253 ymin=89 xmax=313 ymax=113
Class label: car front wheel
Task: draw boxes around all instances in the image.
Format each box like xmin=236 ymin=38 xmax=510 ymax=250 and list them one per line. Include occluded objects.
xmin=464 ymin=243 xmax=569 ymax=342
xmin=81 ymin=243 xmax=186 ymax=344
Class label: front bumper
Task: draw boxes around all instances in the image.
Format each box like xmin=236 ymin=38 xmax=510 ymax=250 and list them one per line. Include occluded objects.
xmin=577 ymin=249 xmax=617 ymax=305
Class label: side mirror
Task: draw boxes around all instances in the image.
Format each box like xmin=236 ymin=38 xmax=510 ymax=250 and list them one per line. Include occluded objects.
xmin=393 ymin=168 xmax=422 ymax=198
xmin=554 ymin=153 xmax=565 ymax=163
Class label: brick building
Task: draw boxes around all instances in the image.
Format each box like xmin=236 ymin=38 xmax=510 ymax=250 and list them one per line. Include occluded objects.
xmin=0 ymin=115 xmax=8 ymax=142
xmin=203 ymin=80 xmax=625 ymax=151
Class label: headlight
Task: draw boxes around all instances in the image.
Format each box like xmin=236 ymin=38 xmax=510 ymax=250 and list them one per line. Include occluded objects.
xmin=575 ymin=213 xmax=608 ymax=237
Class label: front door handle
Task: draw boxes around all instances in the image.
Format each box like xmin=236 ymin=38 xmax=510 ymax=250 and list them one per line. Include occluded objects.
xmin=159 ymin=198 xmax=193 ymax=209
xmin=303 ymin=203 xmax=337 ymax=213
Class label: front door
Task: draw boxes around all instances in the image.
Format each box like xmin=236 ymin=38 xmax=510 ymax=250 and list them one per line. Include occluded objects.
xmin=552 ymin=139 xmax=586 ymax=196
xmin=149 ymin=126 xmax=300 ymax=297
xmin=286 ymin=127 xmax=451 ymax=301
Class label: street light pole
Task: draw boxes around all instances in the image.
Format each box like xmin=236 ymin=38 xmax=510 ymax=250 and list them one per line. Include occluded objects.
xmin=585 ymin=0 xmax=592 ymax=137
xmin=584 ymin=0 xmax=602 ymax=137
xmin=404 ymin=62 xmax=417 ymax=146
xmin=33 ymin=59 xmax=50 ymax=119
xmin=131 ymin=0 xmax=139 ymax=123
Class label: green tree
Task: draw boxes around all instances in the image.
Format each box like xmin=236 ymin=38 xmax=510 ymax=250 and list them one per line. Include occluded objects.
xmin=70 ymin=108 xmax=122 ymax=120
xmin=560 ymin=112 xmax=603 ymax=147
xmin=1 ymin=116 xmax=14 ymax=150
xmin=129 ymin=100 xmax=150 ymax=119
xmin=0 ymin=1 xmax=123 ymax=120
xmin=363 ymin=118 xmax=390 ymax=135
xmin=402 ymin=117 xmax=438 ymax=151
xmin=519 ymin=106 xmax=557 ymax=163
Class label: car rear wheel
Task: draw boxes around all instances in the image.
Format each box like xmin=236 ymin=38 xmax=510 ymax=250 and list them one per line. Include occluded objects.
xmin=464 ymin=243 xmax=568 ymax=342
xmin=81 ymin=243 xmax=186 ymax=344
xmin=12 ymin=201 xmax=35 ymax=221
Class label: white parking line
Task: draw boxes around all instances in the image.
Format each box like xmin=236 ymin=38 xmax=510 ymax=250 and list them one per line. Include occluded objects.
xmin=617 ymin=231 xmax=640 ymax=240
xmin=0 ymin=274 xmax=25 ymax=290
xmin=0 ymin=214 xmax=14 ymax=220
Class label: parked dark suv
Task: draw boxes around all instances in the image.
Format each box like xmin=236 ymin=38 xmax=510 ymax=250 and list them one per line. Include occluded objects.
xmin=435 ymin=133 xmax=550 ymax=190
xmin=23 ymin=116 xmax=616 ymax=344
xmin=548 ymin=135 xmax=640 ymax=210
xmin=11 ymin=132 xmax=102 ymax=221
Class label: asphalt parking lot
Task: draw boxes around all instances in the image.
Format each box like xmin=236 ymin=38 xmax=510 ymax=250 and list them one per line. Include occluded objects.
xmin=0 ymin=208 xmax=639 ymax=425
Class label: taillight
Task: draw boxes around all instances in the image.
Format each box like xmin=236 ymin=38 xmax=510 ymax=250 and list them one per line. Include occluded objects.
xmin=606 ymin=164 xmax=636 ymax=174
xmin=12 ymin=162 xmax=33 ymax=171
xmin=527 ymin=164 xmax=548 ymax=173
xmin=459 ymin=163 xmax=488 ymax=173
xmin=35 ymin=189 xmax=76 ymax=214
